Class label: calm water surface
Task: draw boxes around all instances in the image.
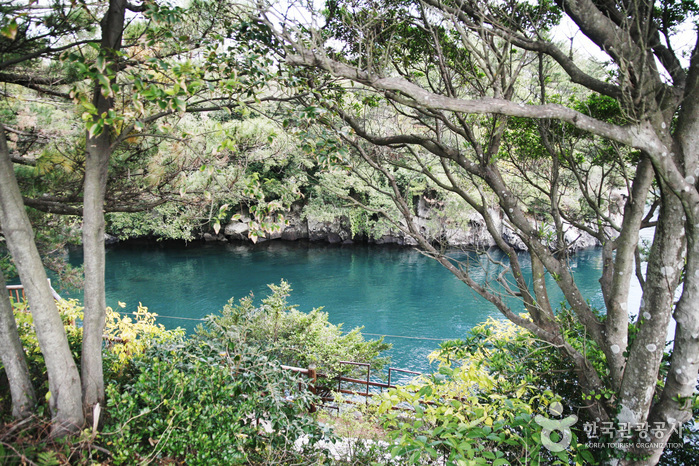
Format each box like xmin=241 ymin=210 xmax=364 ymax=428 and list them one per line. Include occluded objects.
xmin=68 ymin=241 xmax=610 ymax=375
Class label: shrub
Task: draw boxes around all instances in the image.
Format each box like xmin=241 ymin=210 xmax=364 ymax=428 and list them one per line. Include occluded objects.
xmin=199 ymin=280 xmax=391 ymax=377
xmin=100 ymin=282 xmax=395 ymax=464
xmin=102 ymin=302 xmax=184 ymax=378
xmin=374 ymin=318 xmax=596 ymax=465
xmin=0 ymin=298 xmax=185 ymax=465
xmin=102 ymin=333 xmax=332 ymax=465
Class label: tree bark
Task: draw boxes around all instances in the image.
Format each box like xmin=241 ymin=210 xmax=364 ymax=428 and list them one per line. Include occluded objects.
xmin=81 ymin=135 xmax=110 ymax=415
xmin=81 ymin=0 xmax=127 ymax=415
xmin=0 ymin=124 xmax=83 ymax=435
xmin=616 ymin=186 xmax=684 ymax=437
xmin=600 ymin=156 xmax=655 ymax=389
xmin=0 ymin=271 xmax=36 ymax=419
xmin=640 ymin=44 xmax=699 ymax=463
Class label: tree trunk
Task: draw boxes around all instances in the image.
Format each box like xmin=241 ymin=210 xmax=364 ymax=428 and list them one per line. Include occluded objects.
xmin=639 ymin=51 xmax=699 ymax=464
xmin=0 ymin=271 xmax=36 ymax=419
xmin=642 ymin=225 xmax=699 ymax=464
xmin=600 ymin=156 xmax=655 ymax=389
xmin=81 ymin=0 xmax=127 ymax=415
xmin=81 ymin=134 xmax=110 ymax=414
xmin=0 ymin=125 xmax=83 ymax=435
xmin=612 ymin=186 xmax=685 ymax=465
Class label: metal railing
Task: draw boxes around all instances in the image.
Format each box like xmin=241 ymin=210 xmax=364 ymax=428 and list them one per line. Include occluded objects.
xmin=6 ymin=279 xmax=63 ymax=303
xmin=6 ymin=284 xmax=25 ymax=302
xmin=283 ymin=361 xmax=421 ymax=412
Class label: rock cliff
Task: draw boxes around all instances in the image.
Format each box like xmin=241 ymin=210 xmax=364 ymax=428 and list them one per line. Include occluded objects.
xmin=219 ymin=193 xmax=623 ymax=252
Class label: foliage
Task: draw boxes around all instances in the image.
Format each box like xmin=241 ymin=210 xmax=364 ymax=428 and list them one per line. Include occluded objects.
xmin=254 ymin=0 xmax=699 ymax=460
xmin=375 ymin=318 xmax=596 ymax=465
xmin=199 ymin=280 xmax=391 ymax=377
xmin=3 ymin=295 xmax=334 ymax=465
xmin=98 ymin=114 xmax=316 ymax=242
xmin=0 ymin=284 xmax=387 ymax=464
xmin=0 ymin=298 xmax=181 ymax=418
xmin=0 ymin=299 xmax=83 ymax=418
xmin=0 ymin=208 xmax=83 ymax=284
xmin=103 ymin=302 xmax=184 ymax=378
xmin=102 ymin=331 xmax=332 ymax=465
xmin=106 ymin=204 xmax=202 ymax=241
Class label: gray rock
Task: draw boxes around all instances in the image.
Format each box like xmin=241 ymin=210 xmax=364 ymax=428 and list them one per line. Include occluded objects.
xmin=267 ymin=228 xmax=283 ymax=240
xmin=563 ymin=224 xmax=600 ymax=251
xmin=224 ymin=221 xmax=249 ymax=240
xmin=280 ymin=211 xmax=309 ymax=241
xmin=327 ymin=232 xmax=342 ymax=243
xmin=307 ymin=217 xmax=348 ymax=242
xmin=375 ymin=234 xmax=403 ymax=245
xmin=502 ymin=224 xmax=528 ymax=251
xmin=281 ymin=225 xmax=305 ymax=241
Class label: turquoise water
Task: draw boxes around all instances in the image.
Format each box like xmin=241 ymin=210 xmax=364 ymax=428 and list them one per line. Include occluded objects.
xmin=68 ymin=241 xmax=608 ymax=375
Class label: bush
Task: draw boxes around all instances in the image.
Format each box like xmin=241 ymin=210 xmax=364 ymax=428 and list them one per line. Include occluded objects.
xmin=374 ymin=317 xmax=596 ymax=465
xmin=3 ymin=285 xmax=389 ymax=464
xmin=102 ymin=302 xmax=184 ymax=379
xmin=0 ymin=299 xmax=185 ymax=465
xmin=199 ymin=280 xmax=391 ymax=378
xmin=0 ymin=298 xmax=83 ymax=418
xmin=0 ymin=298 xmax=181 ymax=416
xmin=100 ymin=282 xmax=396 ymax=464
xmin=102 ymin=330 xmax=332 ymax=464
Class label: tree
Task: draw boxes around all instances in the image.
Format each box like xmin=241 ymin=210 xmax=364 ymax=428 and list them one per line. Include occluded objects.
xmin=0 ymin=207 xmax=35 ymax=423
xmin=0 ymin=1 xmax=96 ymax=433
xmin=0 ymin=124 xmax=83 ymax=434
xmin=254 ymin=0 xmax=699 ymax=463
xmin=0 ymin=0 xmax=273 ymax=432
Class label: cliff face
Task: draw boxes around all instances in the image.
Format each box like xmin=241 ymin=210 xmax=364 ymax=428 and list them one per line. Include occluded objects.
xmin=214 ymin=193 xmax=623 ymax=252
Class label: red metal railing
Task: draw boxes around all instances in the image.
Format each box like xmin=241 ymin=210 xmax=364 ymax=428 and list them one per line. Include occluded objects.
xmin=6 ymin=279 xmax=62 ymax=303
xmin=6 ymin=284 xmax=25 ymax=303
xmin=283 ymin=361 xmax=421 ymax=412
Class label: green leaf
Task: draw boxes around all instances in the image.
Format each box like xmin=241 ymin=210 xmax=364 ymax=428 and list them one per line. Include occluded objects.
xmin=173 ymin=97 xmax=186 ymax=112
xmin=97 ymin=74 xmax=111 ymax=96
xmin=95 ymin=54 xmax=106 ymax=72
xmin=82 ymin=102 xmax=98 ymax=115
xmin=1 ymin=19 xmax=18 ymax=40
xmin=87 ymin=121 xmax=103 ymax=138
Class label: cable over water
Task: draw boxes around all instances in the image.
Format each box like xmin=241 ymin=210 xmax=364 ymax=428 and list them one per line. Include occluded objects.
xmin=70 ymin=241 xmax=610 ymax=372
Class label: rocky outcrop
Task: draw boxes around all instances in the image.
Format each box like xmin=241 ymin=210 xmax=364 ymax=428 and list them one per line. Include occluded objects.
xmin=281 ymin=214 xmax=308 ymax=241
xmin=224 ymin=220 xmax=250 ymax=240
xmin=220 ymin=196 xmax=621 ymax=252
xmin=105 ymin=233 xmax=119 ymax=245
xmin=307 ymin=217 xmax=351 ymax=243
